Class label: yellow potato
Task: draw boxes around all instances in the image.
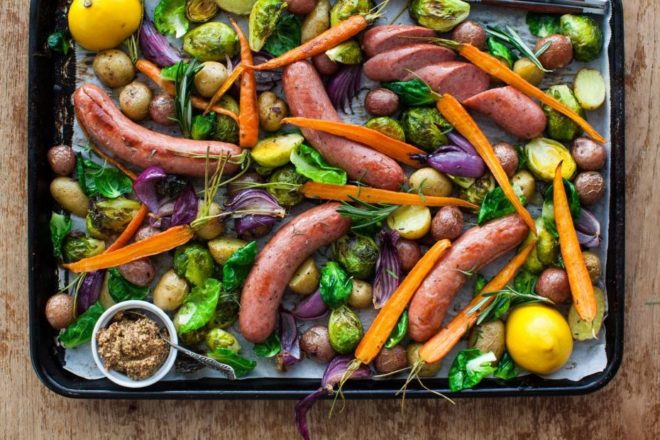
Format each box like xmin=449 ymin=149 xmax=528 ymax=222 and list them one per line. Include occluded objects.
xmin=408 ymin=167 xmax=453 ymax=197
xmin=386 ymin=205 xmax=431 ymax=240
xmin=195 ymin=202 xmax=225 ymax=241
xmin=288 ymin=258 xmax=320 ymax=295
xmin=153 ymin=269 xmax=190 ymax=311
xmin=348 ymin=280 xmax=373 ymax=309
xmin=208 ymin=236 xmax=247 ymax=265
xmin=50 ymin=177 xmax=89 ymax=218
xmin=194 ymin=61 xmax=228 ymax=98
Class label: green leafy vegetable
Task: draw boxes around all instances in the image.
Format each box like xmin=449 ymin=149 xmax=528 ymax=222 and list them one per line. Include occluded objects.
xmin=494 ymin=351 xmax=519 ymax=380
xmin=384 ymin=310 xmax=408 ymax=349
xmin=542 ymin=179 xmax=581 ymax=238
xmin=47 ymin=31 xmax=70 ymax=55
xmin=207 ymin=347 xmax=257 ymax=378
xmin=174 ymin=243 xmax=215 ymax=287
xmin=223 ymin=241 xmax=258 ymax=293
xmin=382 ymin=78 xmax=436 ymax=107
xmin=173 ymin=59 xmax=203 ymax=138
xmin=319 ymin=261 xmax=353 ymax=309
xmin=63 ymin=235 xmax=106 ymax=263
xmin=75 ymin=155 xmax=132 ymax=199
xmin=526 ymin=12 xmax=561 ymax=38
xmin=174 ymin=278 xmax=222 ymax=334
xmin=486 ymin=36 xmax=514 ymax=68
xmin=106 ymin=268 xmax=149 ymax=303
xmin=58 ymin=302 xmax=104 ymax=349
xmin=290 ymin=144 xmax=347 ymax=185
xmin=161 ymin=61 xmax=188 ymax=81
xmin=477 ymin=186 xmax=526 ymax=225
xmin=253 ymin=332 xmax=282 ymax=357
xmin=449 ymin=348 xmax=497 ymax=391
xmin=515 ymin=144 xmax=528 ymax=171
xmin=154 ymin=0 xmax=190 ymax=38
xmin=263 ymin=14 xmax=301 ymax=57
xmin=50 ymin=212 xmax=72 ymax=259
xmin=191 ymin=112 xmax=216 ymax=140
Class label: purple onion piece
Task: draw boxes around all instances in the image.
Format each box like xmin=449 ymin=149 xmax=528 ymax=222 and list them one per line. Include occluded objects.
xmin=276 ymin=310 xmax=301 ymax=370
xmin=226 ymin=188 xmax=285 ymax=218
xmin=170 ymin=185 xmax=198 ymax=227
xmin=292 ymin=290 xmax=329 ymax=321
xmin=76 ymin=270 xmax=104 ymax=314
xmin=327 ymin=65 xmax=362 ymax=113
xmin=575 ymin=208 xmax=601 ymax=248
xmin=447 ymin=131 xmax=479 ymax=156
xmin=133 ymin=166 xmax=167 ymax=213
xmin=235 ymin=215 xmax=276 ymax=236
xmin=424 ymin=146 xmax=486 ymax=178
xmin=139 ymin=18 xmax=183 ymax=67
xmin=373 ymin=231 xmax=402 ymax=309
xmin=253 ymin=52 xmax=283 ymax=92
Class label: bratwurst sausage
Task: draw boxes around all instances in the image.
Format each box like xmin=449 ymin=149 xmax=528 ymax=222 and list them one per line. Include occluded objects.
xmin=239 ymin=203 xmax=351 ymax=343
xmin=73 ymin=83 xmax=242 ymax=176
xmin=408 ymin=214 xmax=529 ymax=342
xmin=404 ymin=62 xmax=490 ymax=102
xmin=363 ymin=44 xmax=456 ymax=82
xmin=362 ymin=25 xmax=436 ymax=58
xmin=283 ymin=61 xmax=405 ymax=190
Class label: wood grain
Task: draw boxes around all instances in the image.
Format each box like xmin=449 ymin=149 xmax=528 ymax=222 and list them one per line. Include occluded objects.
xmin=1 ymin=1 xmax=658 ymax=439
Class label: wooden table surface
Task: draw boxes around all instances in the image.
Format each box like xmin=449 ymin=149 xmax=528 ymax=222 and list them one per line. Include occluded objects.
xmin=1 ymin=1 xmax=658 ymax=438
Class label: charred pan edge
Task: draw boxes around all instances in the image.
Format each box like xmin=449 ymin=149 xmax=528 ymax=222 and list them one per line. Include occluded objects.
xmin=28 ymin=0 xmax=624 ymax=398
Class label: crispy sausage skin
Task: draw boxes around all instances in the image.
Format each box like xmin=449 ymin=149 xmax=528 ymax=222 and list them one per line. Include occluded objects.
xmin=73 ymin=83 xmax=242 ymax=176
xmin=362 ymin=25 xmax=436 ymax=58
xmin=408 ymin=214 xmax=529 ymax=342
xmin=404 ymin=62 xmax=490 ymax=102
xmin=463 ymin=86 xmax=547 ymax=139
xmin=363 ymin=44 xmax=456 ymax=82
xmin=283 ymin=61 xmax=405 ymax=190
xmin=239 ymin=203 xmax=351 ymax=343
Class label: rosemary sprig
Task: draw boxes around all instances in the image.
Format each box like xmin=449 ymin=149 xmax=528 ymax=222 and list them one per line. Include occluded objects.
xmin=486 ymin=26 xmax=551 ymax=73
xmin=468 ymin=285 xmax=554 ymax=325
xmin=336 ymin=197 xmax=399 ymax=231
xmin=124 ymin=33 xmax=139 ymax=64
xmin=174 ymin=59 xmax=203 ymax=138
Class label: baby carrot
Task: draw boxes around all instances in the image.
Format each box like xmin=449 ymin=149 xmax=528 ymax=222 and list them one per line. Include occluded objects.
xmin=106 ymin=204 xmax=149 ymax=252
xmin=230 ymin=19 xmax=259 ymax=148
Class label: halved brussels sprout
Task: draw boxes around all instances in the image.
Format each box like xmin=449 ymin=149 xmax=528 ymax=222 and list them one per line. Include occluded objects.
xmin=459 ymin=174 xmax=495 ymax=205
xmin=87 ymin=197 xmax=141 ymax=239
xmin=330 ymin=0 xmax=373 ymax=27
xmin=251 ymin=133 xmax=305 ymax=168
xmin=521 ymin=228 xmax=544 ymax=274
xmin=205 ymin=328 xmax=242 ymax=352
xmin=213 ymin=96 xmax=239 ymax=144
xmin=543 ymin=85 xmax=585 ymax=142
xmin=536 ymin=223 xmax=558 ymax=266
xmin=401 ymin=107 xmax=452 ymax=151
xmin=328 ymin=305 xmax=363 ymax=354
xmin=525 ymin=137 xmax=576 ymax=182
xmin=332 ymin=234 xmax=379 ymax=280
xmin=186 ymin=0 xmax=219 ymax=22
xmin=559 ymin=14 xmax=603 ymax=62
xmin=215 ymin=0 xmax=259 ymax=15
xmin=365 ymin=117 xmax=405 ymax=141
xmin=325 ymin=40 xmax=362 ymax=64
xmin=267 ymin=166 xmax=305 ymax=207
xmin=249 ymin=0 xmax=286 ymax=52
xmin=409 ymin=0 xmax=470 ymax=32
xmin=63 ymin=235 xmax=106 ymax=263
xmin=183 ymin=22 xmax=239 ymax=61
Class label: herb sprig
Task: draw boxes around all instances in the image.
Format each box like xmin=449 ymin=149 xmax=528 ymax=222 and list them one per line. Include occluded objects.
xmin=469 ymin=285 xmax=553 ymax=325
xmin=336 ymin=197 xmax=399 ymax=231
xmin=486 ymin=26 xmax=551 ymax=73
xmin=174 ymin=59 xmax=203 ymax=138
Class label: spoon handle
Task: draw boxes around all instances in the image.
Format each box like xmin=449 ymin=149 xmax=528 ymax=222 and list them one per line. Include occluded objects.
xmin=165 ymin=340 xmax=237 ymax=380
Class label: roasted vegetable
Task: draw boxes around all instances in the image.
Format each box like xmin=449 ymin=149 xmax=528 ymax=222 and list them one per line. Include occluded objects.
xmin=330 ymin=0 xmax=373 ymax=26
xmin=364 ymin=117 xmax=405 ymax=142
xmin=215 ymin=0 xmax=259 ymax=15
xmin=208 ymin=290 xmax=240 ymax=329
xmin=194 ymin=61 xmax=229 ymax=98
xmin=568 ymin=287 xmax=605 ymax=340
xmin=574 ymin=68 xmax=606 ymax=111
xmin=249 ymin=0 xmax=287 ymax=52
xmin=213 ymin=96 xmax=240 ymax=144
xmin=448 ymin=348 xmax=497 ymax=391
xmin=252 ymin=133 xmax=305 ymax=168
xmin=386 ymin=205 xmax=432 ymax=240
xmin=409 ymin=0 xmax=470 ymax=32
xmin=543 ymin=85 xmax=585 ymax=141
xmin=325 ymin=40 xmax=362 ymax=64
xmin=186 ymin=0 xmax=218 ymax=22
xmin=468 ymin=320 xmax=505 ymax=360
xmin=291 ymin=144 xmax=348 ymax=185
xmin=257 ymin=91 xmax=289 ymax=132
xmin=62 ymin=235 xmax=105 ymax=263
xmin=205 ymin=328 xmax=242 ymax=352
xmin=183 ymin=22 xmax=239 ymax=61
xmin=155 ymin=0 xmax=190 ymax=38
xmin=333 ymin=234 xmax=379 ymax=280
xmin=153 ymin=269 xmax=189 ymax=311
xmin=525 ymin=137 xmax=577 ymax=182
xmin=50 ymin=177 xmax=89 ymax=218
xmin=319 ymin=261 xmax=353 ymax=309
xmin=266 ymin=166 xmax=305 ymax=207
xmin=328 ymin=305 xmax=363 ymax=354
xmin=559 ymin=14 xmax=603 ymax=62
xmin=174 ymin=278 xmax=221 ymax=334
xmin=87 ymin=197 xmax=141 ymax=239
xmin=459 ymin=174 xmax=496 ymax=205
xmin=301 ymin=0 xmax=330 ymax=43
xmin=173 ymin=243 xmax=216 ymax=286
xmin=409 ymin=167 xmax=453 ymax=197
xmin=401 ymin=107 xmax=452 ymax=151
xmin=289 ymin=258 xmax=321 ymax=295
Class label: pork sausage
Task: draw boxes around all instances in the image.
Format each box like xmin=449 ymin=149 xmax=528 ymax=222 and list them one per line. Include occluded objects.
xmin=363 ymin=44 xmax=456 ymax=82
xmin=239 ymin=203 xmax=351 ymax=342
xmin=408 ymin=214 xmax=529 ymax=342
xmin=404 ymin=62 xmax=490 ymax=102
xmin=463 ymin=86 xmax=547 ymax=140
xmin=73 ymin=84 xmax=242 ymax=176
xmin=362 ymin=25 xmax=436 ymax=58
xmin=283 ymin=61 xmax=405 ymax=190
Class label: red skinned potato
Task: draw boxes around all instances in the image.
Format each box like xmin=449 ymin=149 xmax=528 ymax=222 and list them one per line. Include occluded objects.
xmin=287 ymin=0 xmax=316 ymax=15
xmin=364 ymin=88 xmax=399 ymax=116
xmin=45 ymin=293 xmax=74 ymax=330
xmin=395 ymin=238 xmax=422 ymax=272
xmin=536 ymin=268 xmax=571 ymax=303
xmin=431 ymin=206 xmax=464 ymax=241
xmin=534 ymin=35 xmax=573 ymax=70
xmin=451 ymin=20 xmax=486 ymax=50
xmin=312 ymin=53 xmax=338 ymax=76
xmin=300 ymin=325 xmax=336 ymax=362
xmin=572 ymin=137 xmax=606 ymax=171
xmin=47 ymin=145 xmax=76 ymax=176
xmin=118 ymin=258 xmax=156 ymax=287
xmin=149 ymin=94 xmax=176 ymax=126
xmin=493 ymin=142 xmax=519 ymax=178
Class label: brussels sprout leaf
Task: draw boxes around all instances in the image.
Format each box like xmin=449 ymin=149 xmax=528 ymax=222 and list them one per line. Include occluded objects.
xmin=382 ymin=79 xmax=437 ymax=106
xmin=290 ymin=144 xmax=347 ymax=185
xmin=253 ymin=332 xmax=282 ymax=358
xmin=486 ymin=37 xmax=514 ymax=68
xmin=174 ymin=278 xmax=222 ymax=334
xmin=191 ymin=112 xmax=216 ymax=141
xmin=472 ymin=274 xmax=487 ymax=297
xmin=207 ymin=348 xmax=257 ymax=378
xmin=513 ymin=270 xmax=538 ymax=296
xmin=107 ymin=268 xmax=149 ymax=303
xmin=526 ymin=12 xmax=560 ymax=38
xmin=319 ymin=261 xmax=353 ymax=309
xmin=50 ymin=212 xmax=72 ymax=259
xmin=477 ymin=186 xmax=526 ymax=225
xmin=449 ymin=348 xmax=498 ymax=391
xmin=223 ymin=241 xmax=258 ymax=293
xmin=160 ymin=61 xmax=188 ymax=81
xmin=154 ymin=0 xmax=190 ymax=38
xmin=58 ymin=302 xmax=104 ymax=349
xmin=263 ymin=14 xmax=301 ymax=57
xmin=75 ymin=154 xmax=132 ymax=199
xmin=494 ymin=351 xmax=519 ymax=380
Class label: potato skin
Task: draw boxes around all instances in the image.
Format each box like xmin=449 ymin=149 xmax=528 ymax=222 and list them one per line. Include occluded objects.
xmin=535 ymin=35 xmax=573 ymax=70
xmin=364 ymin=88 xmax=399 ymax=116
xmin=288 ymin=258 xmax=320 ymax=295
xmin=395 ymin=239 xmax=422 ymax=272
xmin=536 ymin=268 xmax=571 ymax=303
xmin=287 ymin=0 xmax=316 ymax=15
xmin=149 ymin=94 xmax=176 ymax=126
xmin=195 ymin=202 xmax=224 ymax=241
xmin=408 ymin=168 xmax=453 ymax=197
xmin=45 ymin=293 xmax=74 ymax=330
xmin=571 ymin=137 xmax=606 ymax=171
xmin=468 ymin=320 xmax=505 ymax=360
xmin=431 ymin=206 xmax=464 ymax=241
xmin=582 ymin=251 xmax=601 ymax=282
xmin=194 ymin=61 xmax=228 ymax=98
xmin=93 ymin=49 xmax=135 ymax=88
xmin=118 ymin=258 xmax=156 ymax=287
xmin=374 ymin=345 xmax=408 ymax=374
xmin=47 ymin=145 xmax=76 ymax=176
xmin=208 ymin=237 xmax=247 ymax=265
xmin=493 ymin=142 xmax=519 ymax=178
xmin=153 ymin=269 xmax=189 ymax=311
xmin=312 ymin=53 xmax=338 ymax=76
xmin=257 ymin=91 xmax=289 ymax=132
xmin=451 ymin=20 xmax=486 ymax=50
xmin=406 ymin=343 xmax=441 ymax=377
xmin=50 ymin=177 xmax=89 ymax=218
xmin=348 ymin=279 xmax=373 ymax=309
xmin=513 ymin=58 xmax=544 ymax=86
xmin=119 ymin=81 xmax=153 ymax=121
xmin=574 ymin=171 xmax=605 ymax=205
xmin=512 ymin=170 xmax=536 ymax=202
xmin=300 ymin=325 xmax=336 ymax=363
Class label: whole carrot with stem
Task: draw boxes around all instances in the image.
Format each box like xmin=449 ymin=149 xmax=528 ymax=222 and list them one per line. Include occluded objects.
xmin=230 ymin=18 xmax=259 ymax=148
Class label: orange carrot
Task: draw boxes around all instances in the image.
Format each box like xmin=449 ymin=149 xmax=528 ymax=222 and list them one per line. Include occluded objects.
xmin=230 ymin=19 xmax=259 ymax=148
xmin=356 ymin=239 xmax=451 ymax=364
xmin=418 ymin=240 xmax=536 ymax=364
xmin=106 ymin=204 xmax=149 ymax=252
xmin=282 ymin=117 xmax=425 ymax=168
xmin=64 ymin=225 xmax=194 ymax=272
xmin=135 ymin=59 xmax=239 ymax=122
xmin=436 ymin=94 xmax=536 ymax=231
xmin=553 ymin=164 xmax=597 ymax=321
xmin=301 ymin=182 xmax=478 ymax=210
xmin=435 ymin=40 xmax=605 ymax=144
xmin=204 ymin=65 xmax=244 ymax=113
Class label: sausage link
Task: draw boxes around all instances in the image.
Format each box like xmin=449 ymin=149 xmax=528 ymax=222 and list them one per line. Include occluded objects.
xmin=363 ymin=44 xmax=456 ymax=82
xmin=404 ymin=62 xmax=490 ymax=102
xmin=362 ymin=25 xmax=436 ymax=58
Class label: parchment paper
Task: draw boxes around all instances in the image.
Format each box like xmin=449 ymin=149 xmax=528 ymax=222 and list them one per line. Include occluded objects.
xmin=63 ymin=0 xmax=612 ymax=383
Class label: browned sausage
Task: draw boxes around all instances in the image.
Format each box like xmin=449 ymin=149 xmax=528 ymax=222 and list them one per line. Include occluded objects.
xmin=73 ymin=83 xmax=242 ymax=176
xmin=403 ymin=62 xmax=490 ymax=102
xmin=362 ymin=25 xmax=436 ymax=58
xmin=283 ymin=61 xmax=405 ymax=190
xmin=363 ymin=44 xmax=456 ymax=82
xmin=463 ymin=86 xmax=547 ymax=140
xmin=408 ymin=214 xmax=529 ymax=342
xmin=239 ymin=203 xmax=351 ymax=343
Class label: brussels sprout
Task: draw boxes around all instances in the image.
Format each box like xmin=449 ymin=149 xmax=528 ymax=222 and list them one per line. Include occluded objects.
xmin=183 ymin=22 xmax=239 ymax=61
xmin=521 ymin=229 xmax=544 ymax=274
xmin=216 ymin=0 xmax=259 ymax=15
xmin=191 ymin=113 xmax=216 ymax=140
xmin=559 ymin=14 xmax=603 ymax=62
xmin=525 ymin=137 xmax=577 ymax=182
xmin=536 ymin=224 xmax=558 ymax=266
xmin=87 ymin=197 xmax=141 ymax=239
xmin=266 ymin=166 xmax=305 ymax=207
xmin=330 ymin=0 xmax=374 ymax=27
xmin=208 ymin=290 xmax=240 ymax=329
xmin=205 ymin=328 xmax=242 ymax=353
xmin=409 ymin=0 xmax=470 ymax=32
xmin=401 ymin=107 xmax=452 ymax=151
xmin=179 ymin=328 xmax=208 ymax=347
xmin=542 ymin=85 xmax=585 ymax=142
xmin=325 ymin=40 xmax=362 ymax=64
xmin=365 ymin=117 xmax=405 ymax=141
xmin=249 ymin=0 xmax=286 ymax=52
xmin=213 ymin=96 xmax=240 ymax=143
xmin=186 ymin=0 xmax=219 ymax=22
xmin=328 ymin=305 xmax=363 ymax=354
xmin=459 ymin=174 xmax=495 ymax=205
xmin=62 ymin=235 xmax=106 ymax=263
xmin=333 ymin=234 xmax=379 ymax=280
xmin=173 ymin=243 xmax=216 ymax=286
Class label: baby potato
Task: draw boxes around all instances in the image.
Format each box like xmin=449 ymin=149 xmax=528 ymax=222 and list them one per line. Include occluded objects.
xmin=195 ymin=202 xmax=225 ymax=241
xmin=287 ymin=0 xmax=316 ymax=15
xmin=492 ymin=142 xmax=519 ymax=178
xmin=92 ymin=49 xmax=135 ymax=88
xmin=119 ymin=81 xmax=153 ymax=121
xmin=208 ymin=236 xmax=247 ymax=265
xmin=568 ymin=287 xmax=605 ymax=341
xmin=374 ymin=345 xmax=408 ymax=374
xmin=534 ymin=34 xmax=573 ymax=70
xmin=408 ymin=167 xmax=453 ymax=197
xmin=536 ymin=268 xmax=571 ymax=303
xmin=301 ymin=0 xmax=330 ymax=43
xmin=574 ymin=171 xmax=605 ymax=205
xmin=45 ymin=293 xmax=74 ymax=330
xmin=118 ymin=258 xmax=156 ymax=287
xmin=50 ymin=177 xmax=89 ymax=217
xmin=149 ymin=94 xmax=176 ymax=126
xmin=348 ymin=279 xmax=373 ymax=309
xmin=47 ymin=145 xmax=76 ymax=176
xmin=513 ymin=58 xmax=544 ymax=86
xmin=153 ymin=269 xmax=190 ymax=311
xmin=288 ymin=258 xmax=320 ymax=295
xmin=395 ymin=239 xmax=422 ymax=272
xmin=258 ymin=91 xmax=289 ymax=132
xmin=431 ymin=206 xmax=464 ymax=241
xmin=387 ymin=205 xmax=431 ymax=240
xmin=468 ymin=319 xmax=505 ymax=360
xmin=582 ymin=251 xmax=601 ymax=282
xmin=406 ymin=343 xmax=442 ymax=377
xmin=300 ymin=326 xmax=336 ymax=363
xmin=511 ymin=170 xmax=536 ymax=203
xmin=194 ymin=61 xmax=228 ymax=98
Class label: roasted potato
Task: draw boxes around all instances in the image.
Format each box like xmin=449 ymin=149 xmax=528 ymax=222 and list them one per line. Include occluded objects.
xmin=406 ymin=343 xmax=442 ymax=377
xmin=536 ymin=268 xmax=571 ymax=303
xmin=300 ymin=325 xmax=336 ymax=362
xmin=409 ymin=167 xmax=453 ymax=197
xmin=387 ymin=205 xmax=431 ymax=240
xmin=195 ymin=202 xmax=225 ymax=241
xmin=118 ymin=258 xmax=156 ymax=287
xmin=288 ymin=258 xmax=320 ymax=295
xmin=93 ymin=49 xmax=135 ymax=88
xmin=582 ymin=251 xmax=602 ymax=283
xmin=258 ymin=91 xmax=289 ymax=132
xmin=574 ymin=171 xmax=605 ymax=205
xmin=431 ymin=206 xmax=464 ymax=241
xmin=374 ymin=345 xmax=408 ymax=374
xmin=534 ymin=34 xmax=574 ymax=70
xmin=50 ymin=177 xmax=89 ymax=218
xmin=149 ymin=94 xmax=176 ymax=126
xmin=119 ymin=81 xmax=153 ymax=121
xmin=451 ymin=20 xmax=486 ymax=49
xmin=571 ymin=137 xmax=606 ymax=171
xmin=468 ymin=319 xmax=505 ymax=360
xmin=153 ymin=269 xmax=190 ymax=311
xmin=493 ymin=142 xmax=519 ymax=178
xmin=45 ymin=293 xmax=74 ymax=330
xmin=208 ymin=236 xmax=248 ymax=265
xmin=512 ymin=170 xmax=536 ymax=202
xmin=348 ymin=279 xmax=373 ymax=309
xmin=47 ymin=145 xmax=76 ymax=176
xmin=364 ymin=88 xmax=399 ymax=116
xmin=395 ymin=239 xmax=422 ymax=272
xmin=194 ymin=61 xmax=229 ymax=98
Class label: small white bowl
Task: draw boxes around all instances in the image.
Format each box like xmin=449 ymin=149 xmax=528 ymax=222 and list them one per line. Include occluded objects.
xmin=91 ymin=300 xmax=178 ymax=388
